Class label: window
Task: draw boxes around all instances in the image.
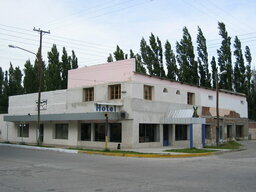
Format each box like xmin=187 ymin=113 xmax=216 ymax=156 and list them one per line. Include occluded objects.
xmin=110 ymin=123 xmax=122 ymax=142
xmin=18 ymin=124 xmax=29 ymax=137
xmin=80 ymin=123 xmax=91 ymax=141
xmin=95 ymin=124 xmax=105 ymax=141
xmin=163 ymin=88 xmax=168 ymax=93
xmin=187 ymin=92 xmax=195 ymax=105
xmin=208 ymin=95 xmax=213 ymax=100
xmin=175 ymin=124 xmax=188 ymax=141
xmin=84 ymin=88 xmax=94 ymax=101
xmin=55 ymin=124 xmax=68 ymax=139
xmin=144 ymin=85 xmax=153 ymax=100
xmin=176 ymin=90 xmax=181 ymax=95
xmin=139 ymin=124 xmax=158 ymax=143
xmin=236 ymin=125 xmax=243 ymax=138
xmin=205 ymin=125 xmax=211 ymax=140
xmin=109 ymin=84 xmax=121 ymax=99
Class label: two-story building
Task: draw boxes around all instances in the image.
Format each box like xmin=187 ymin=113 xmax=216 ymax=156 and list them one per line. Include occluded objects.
xmin=1 ymin=59 xmax=248 ymax=149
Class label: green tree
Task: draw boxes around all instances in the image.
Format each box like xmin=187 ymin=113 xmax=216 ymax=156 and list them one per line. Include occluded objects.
xmin=176 ymin=27 xmax=198 ymax=85
xmin=8 ymin=63 xmax=23 ymax=96
xmin=217 ymin=22 xmax=233 ymax=90
xmin=233 ymin=36 xmax=246 ymax=93
xmin=107 ymin=53 xmax=114 ymax=62
xmin=45 ymin=44 xmax=62 ymax=91
xmin=211 ymin=56 xmax=217 ymax=89
xmin=0 ymin=67 xmax=4 ymax=113
xmin=23 ymin=59 xmax=37 ymax=94
xmin=71 ymin=50 xmax=78 ymax=69
xmin=140 ymin=37 xmax=153 ymax=75
xmin=60 ymin=47 xmax=71 ymax=89
xmin=165 ymin=40 xmax=178 ymax=80
xmin=135 ymin=53 xmax=146 ymax=74
xmin=1 ymin=71 xmax=9 ymax=113
xmin=197 ymin=27 xmax=211 ymax=87
xmin=245 ymin=46 xmax=252 ymax=95
xmin=113 ymin=45 xmax=125 ymax=61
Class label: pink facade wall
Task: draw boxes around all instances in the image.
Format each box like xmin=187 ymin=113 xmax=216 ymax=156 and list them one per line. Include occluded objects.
xmin=68 ymin=59 xmax=135 ymax=88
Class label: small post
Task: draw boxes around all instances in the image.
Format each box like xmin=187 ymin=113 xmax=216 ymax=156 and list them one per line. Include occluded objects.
xmin=105 ymin=113 xmax=109 ymax=151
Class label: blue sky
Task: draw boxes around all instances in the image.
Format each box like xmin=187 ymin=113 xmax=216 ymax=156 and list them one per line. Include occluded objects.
xmin=0 ymin=0 xmax=256 ymax=72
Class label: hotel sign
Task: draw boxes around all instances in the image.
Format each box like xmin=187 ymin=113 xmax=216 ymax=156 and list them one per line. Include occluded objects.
xmin=96 ymin=104 xmax=117 ymax=112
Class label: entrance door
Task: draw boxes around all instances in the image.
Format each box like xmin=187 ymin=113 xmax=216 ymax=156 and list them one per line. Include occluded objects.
xmin=163 ymin=125 xmax=169 ymax=146
xmin=39 ymin=124 xmax=44 ymax=143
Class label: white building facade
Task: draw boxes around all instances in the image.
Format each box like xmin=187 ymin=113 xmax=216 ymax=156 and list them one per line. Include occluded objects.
xmin=1 ymin=59 xmax=248 ymax=149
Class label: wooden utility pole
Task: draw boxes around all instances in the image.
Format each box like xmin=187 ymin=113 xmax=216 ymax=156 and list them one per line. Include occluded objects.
xmin=33 ymin=28 xmax=50 ymax=145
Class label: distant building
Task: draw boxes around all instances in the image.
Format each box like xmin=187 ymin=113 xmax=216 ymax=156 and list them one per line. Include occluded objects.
xmin=1 ymin=59 xmax=248 ymax=149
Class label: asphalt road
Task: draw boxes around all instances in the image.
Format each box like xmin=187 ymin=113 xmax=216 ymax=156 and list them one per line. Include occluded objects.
xmin=0 ymin=141 xmax=256 ymax=192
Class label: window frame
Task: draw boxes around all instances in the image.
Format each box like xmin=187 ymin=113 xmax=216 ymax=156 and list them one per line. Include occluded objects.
xmin=175 ymin=124 xmax=188 ymax=141
xmin=55 ymin=124 xmax=69 ymax=140
xmin=187 ymin=92 xmax=195 ymax=105
xmin=18 ymin=124 xmax=29 ymax=138
xmin=144 ymin=85 xmax=153 ymax=100
xmin=109 ymin=84 xmax=121 ymax=100
xmin=80 ymin=123 xmax=91 ymax=141
xmin=83 ymin=87 xmax=94 ymax=102
xmin=139 ymin=124 xmax=158 ymax=143
xmin=109 ymin=123 xmax=122 ymax=142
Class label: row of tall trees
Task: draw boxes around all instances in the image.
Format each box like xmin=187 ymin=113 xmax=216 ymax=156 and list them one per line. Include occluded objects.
xmin=0 ymin=45 xmax=78 ymax=113
xmin=107 ymin=22 xmax=256 ymax=120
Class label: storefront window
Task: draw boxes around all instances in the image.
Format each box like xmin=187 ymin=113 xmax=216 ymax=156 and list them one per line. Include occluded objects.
xmin=110 ymin=123 xmax=122 ymax=142
xmin=175 ymin=124 xmax=188 ymax=140
xmin=80 ymin=123 xmax=91 ymax=141
xmin=139 ymin=124 xmax=158 ymax=143
xmin=95 ymin=124 xmax=105 ymax=141
xmin=55 ymin=124 xmax=68 ymax=139
xmin=18 ymin=124 xmax=29 ymax=137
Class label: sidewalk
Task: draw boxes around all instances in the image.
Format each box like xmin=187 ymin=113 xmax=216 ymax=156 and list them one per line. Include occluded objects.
xmin=0 ymin=142 xmax=218 ymax=158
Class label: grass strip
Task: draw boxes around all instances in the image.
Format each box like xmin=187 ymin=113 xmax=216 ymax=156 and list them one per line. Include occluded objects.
xmin=205 ymin=141 xmax=242 ymax=150
xmin=165 ymin=148 xmax=215 ymax=153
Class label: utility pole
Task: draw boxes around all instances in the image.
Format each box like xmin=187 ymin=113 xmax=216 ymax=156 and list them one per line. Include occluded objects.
xmin=33 ymin=28 xmax=50 ymax=145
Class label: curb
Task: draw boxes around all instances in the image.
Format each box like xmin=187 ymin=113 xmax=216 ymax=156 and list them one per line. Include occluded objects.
xmin=0 ymin=143 xmax=78 ymax=154
xmin=78 ymin=150 xmax=215 ymax=158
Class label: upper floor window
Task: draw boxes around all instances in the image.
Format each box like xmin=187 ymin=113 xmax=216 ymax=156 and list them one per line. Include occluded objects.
xmin=144 ymin=85 xmax=153 ymax=100
xmin=187 ymin=92 xmax=195 ymax=105
xmin=84 ymin=87 xmax=94 ymax=101
xmin=109 ymin=84 xmax=121 ymax=100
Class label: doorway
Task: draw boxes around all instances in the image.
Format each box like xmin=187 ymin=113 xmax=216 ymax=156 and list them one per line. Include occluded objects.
xmin=163 ymin=125 xmax=169 ymax=146
xmin=39 ymin=124 xmax=44 ymax=143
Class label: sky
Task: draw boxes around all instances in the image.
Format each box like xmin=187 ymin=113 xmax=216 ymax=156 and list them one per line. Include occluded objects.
xmin=0 ymin=0 xmax=256 ymax=72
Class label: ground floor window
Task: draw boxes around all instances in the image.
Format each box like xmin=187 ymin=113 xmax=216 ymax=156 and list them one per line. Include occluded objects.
xmin=175 ymin=124 xmax=188 ymax=141
xmin=139 ymin=124 xmax=158 ymax=143
xmin=236 ymin=125 xmax=243 ymax=138
xmin=95 ymin=124 xmax=105 ymax=141
xmin=205 ymin=125 xmax=211 ymax=139
xmin=55 ymin=124 xmax=68 ymax=139
xmin=110 ymin=123 xmax=122 ymax=142
xmin=18 ymin=124 xmax=29 ymax=137
xmin=227 ymin=125 xmax=232 ymax=138
xmin=80 ymin=123 xmax=91 ymax=141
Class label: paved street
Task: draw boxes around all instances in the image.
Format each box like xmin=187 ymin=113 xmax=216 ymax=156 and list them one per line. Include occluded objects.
xmin=0 ymin=141 xmax=256 ymax=192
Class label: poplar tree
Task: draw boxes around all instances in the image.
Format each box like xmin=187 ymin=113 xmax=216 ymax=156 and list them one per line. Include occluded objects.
xmin=140 ymin=37 xmax=153 ymax=75
xmin=245 ymin=46 xmax=252 ymax=94
xmin=0 ymin=67 xmax=4 ymax=113
xmin=113 ymin=45 xmax=125 ymax=61
xmin=165 ymin=40 xmax=177 ymax=80
xmin=71 ymin=50 xmax=78 ymax=69
xmin=135 ymin=53 xmax=146 ymax=74
xmin=211 ymin=56 xmax=217 ymax=89
xmin=1 ymin=71 xmax=9 ymax=113
xmin=107 ymin=54 xmax=113 ymax=62
xmin=233 ymin=36 xmax=246 ymax=93
xmin=8 ymin=64 xmax=23 ymax=96
xmin=197 ymin=27 xmax=211 ymax=87
xmin=23 ymin=60 xmax=37 ymax=93
xmin=176 ymin=27 xmax=198 ymax=85
xmin=217 ymin=22 xmax=233 ymax=90
xmin=45 ymin=44 xmax=62 ymax=91
xmin=61 ymin=47 xmax=71 ymax=89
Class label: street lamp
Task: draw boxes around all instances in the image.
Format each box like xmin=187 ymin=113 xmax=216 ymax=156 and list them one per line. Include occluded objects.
xmin=215 ymin=70 xmax=227 ymax=146
xmin=8 ymin=44 xmax=41 ymax=145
